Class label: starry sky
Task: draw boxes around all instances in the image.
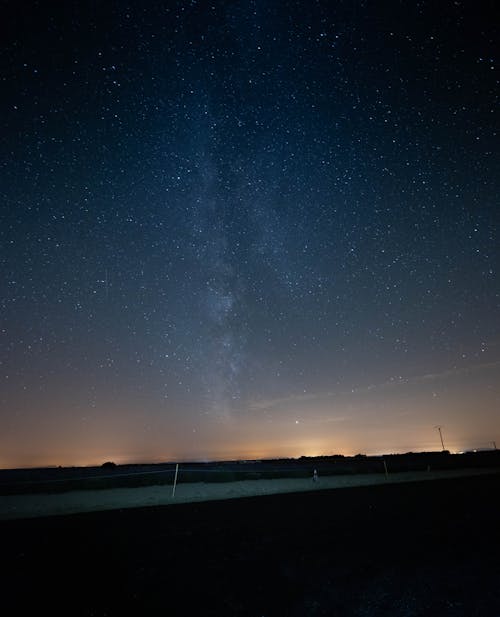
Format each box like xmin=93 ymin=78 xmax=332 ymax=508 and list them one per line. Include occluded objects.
xmin=1 ymin=1 xmax=498 ymax=468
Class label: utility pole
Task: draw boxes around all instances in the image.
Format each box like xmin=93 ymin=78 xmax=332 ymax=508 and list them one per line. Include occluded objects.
xmin=435 ymin=425 xmax=445 ymax=451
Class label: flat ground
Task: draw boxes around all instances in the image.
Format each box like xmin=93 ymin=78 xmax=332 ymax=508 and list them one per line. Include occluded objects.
xmin=2 ymin=472 xmax=500 ymax=616
xmin=0 ymin=467 xmax=497 ymax=520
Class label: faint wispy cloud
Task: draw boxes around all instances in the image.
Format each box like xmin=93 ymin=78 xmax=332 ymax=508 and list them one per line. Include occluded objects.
xmin=248 ymin=391 xmax=328 ymax=412
xmin=405 ymin=360 xmax=500 ymax=385
xmin=345 ymin=360 xmax=500 ymax=395
xmin=248 ymin=360 xmax=500 ymax=413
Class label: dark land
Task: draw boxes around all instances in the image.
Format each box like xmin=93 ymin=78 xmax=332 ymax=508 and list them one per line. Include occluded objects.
xmin=1 ymin=449 xmax=500 ymax=495
xmin=2 ymin=469 xmax=500 ymax=616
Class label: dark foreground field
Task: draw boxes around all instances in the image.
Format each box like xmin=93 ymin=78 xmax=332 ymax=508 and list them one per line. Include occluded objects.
xmin=2 ymin=473 xmax=500 ymax=616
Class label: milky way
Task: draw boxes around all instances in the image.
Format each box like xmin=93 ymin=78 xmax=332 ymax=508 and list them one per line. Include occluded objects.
xmin=1 ymin=1 xmax=498 ymax=466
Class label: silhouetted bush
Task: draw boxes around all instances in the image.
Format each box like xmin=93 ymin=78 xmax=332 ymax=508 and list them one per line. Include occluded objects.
xmin=101 ymin=461 xmax=117 ymax=469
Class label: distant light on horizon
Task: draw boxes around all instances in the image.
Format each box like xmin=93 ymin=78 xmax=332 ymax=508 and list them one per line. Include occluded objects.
xmin=0 ymin=433 xmax=497 ymax=470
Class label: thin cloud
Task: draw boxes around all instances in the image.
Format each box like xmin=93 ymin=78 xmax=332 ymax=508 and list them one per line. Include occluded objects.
xmin=248 ymin=360 xmax=500 ymax=412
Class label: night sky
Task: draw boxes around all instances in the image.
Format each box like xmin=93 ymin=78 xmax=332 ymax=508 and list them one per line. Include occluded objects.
xmin=1 ymin=1 xmax=498 ymax=468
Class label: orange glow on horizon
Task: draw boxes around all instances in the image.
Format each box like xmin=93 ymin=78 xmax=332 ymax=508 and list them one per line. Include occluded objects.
xmin=0 ymin=436 xmax=491 ymax=470
xmin=1 ymin=386 xmax=499 ymax=469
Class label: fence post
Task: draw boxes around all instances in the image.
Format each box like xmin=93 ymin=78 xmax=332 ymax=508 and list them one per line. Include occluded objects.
xmin=172 ymin=463 xmax=179 ymax=498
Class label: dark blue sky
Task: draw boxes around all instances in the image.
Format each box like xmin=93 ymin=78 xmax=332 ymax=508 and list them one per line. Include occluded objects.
xmin=1 ymin=1 xmax=498 ymax=467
